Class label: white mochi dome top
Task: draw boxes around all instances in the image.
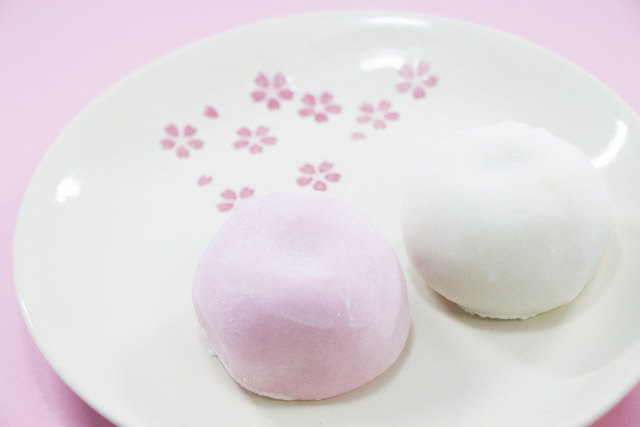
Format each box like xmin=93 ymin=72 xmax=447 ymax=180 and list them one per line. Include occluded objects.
xmin=402 ymin=122 xmax=613 ymax=319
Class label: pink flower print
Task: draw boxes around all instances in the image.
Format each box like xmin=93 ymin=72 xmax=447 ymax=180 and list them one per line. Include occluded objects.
xmin=197 ymin=175 xmax=213 ymax=186
xmin=356 ymin=100 xmax=399 ymax=130
xmin=204 ymin=106 xmax=218 ymax=118
xmin=298 ymin=92 xmax=341 ymax=123
xmin=217 ymin=187 xmax=255 ymax=212
xmin=296 ymin=162 xmax=341 ymax=191
xmin=395 ymin=61 xmax=438 ymax=99
xmin=251 ymin=73 xmax=294 ymax=110
xmin=160 ymin=124 xmax=204 ymax=158
xmin=350 ymin=132 xmax=366 ymax=140
xmin=233 ymin=126 xmax=277 ymax=154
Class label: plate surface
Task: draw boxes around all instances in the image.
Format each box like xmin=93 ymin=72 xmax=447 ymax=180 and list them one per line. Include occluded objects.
xmin=14 ymin=11 xmax=640 ymax=427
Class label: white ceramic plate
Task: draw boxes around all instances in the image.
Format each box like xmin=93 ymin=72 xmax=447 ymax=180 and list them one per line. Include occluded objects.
xmin=14 ymin=11 xmax=640 ymax=427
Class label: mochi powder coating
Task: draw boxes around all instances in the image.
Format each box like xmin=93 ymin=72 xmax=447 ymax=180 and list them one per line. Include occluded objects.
xmin=193 ymin=191 xmax=410 ymax=400
xmin=402 ymin=122 xmax=613 ymax=320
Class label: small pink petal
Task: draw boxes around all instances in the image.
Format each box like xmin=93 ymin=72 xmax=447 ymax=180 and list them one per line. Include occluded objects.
xmin=165 ymin=124 xmax=179 ymax=137
xmin=357 ymin=116 xmax=372 ymax=124
xmin=396 ymin=81 xmax=412 ymax=93
xmin=302 ymin=94 xmax=316 ymax=106
xmin=218 ymin=203 xmax=235 ymax=212
xmin=325 ymin=173 xmax=341 ymax=182
xmin=315 ymin=113 xmax=328 ymax=123
xmin=373 ymin=119 xmax=386 ymax=129
xmin=299 ymin=164 xmax=315 ymax=174
xmin=360 ymin=103 xmax=374 ymax=113
xmin=234 ymin=140 xmax=249 ymax=149
xmin=184 ymin=125 xmax=196 ymax=136
xmin=256 ymin=126 xmax=269 ymax=136
xmin=198 ymin=175 xmax=212 ymax=186
xmin=240 ymin=187 xmax=255 ymax=198
xmin=325 ymin=105 xmax=341 ymax=114
xmin=378 ymin=100 xmax=391 ymax=111
xmin=350 ymin=132 xmax=366 ymax=140
xmin=319 ymin=162 xmax=333 ymax=173
xmin=188 ymin=139 xmax=204 ymax=149
xmin=160 ymin=139 xmax=176 ymax=149
xmin=278 ymin=89 xmax=294 ymax=100
xmin=413 ymin=86 xmax=426 ymax=99
xmin=273 ymin=73 xmax=286 ymax=89
xmin=221 ymin=190 xmax=237 ymax=200
xmin=417 ymin=61 xmax=430 ymax=76
xmin=204 ymin=106 xmax=218 ymax=118
xmin=385 ymin=112 xmax=399 ymax=121
xmin=313 ymin=181 xmax=327 ymax=191
xmin=398 ymin=64 xmax=414 ymax=79
xmin=249 ymin=144 xmax=263 ymax=154
xmin=261 ymin=136 xmax=277 ymax=145
xmin=237 ymin=127 xmax=252 ymax=137
xmin=424 ymin=75 xmax=438 ymax=87
xmin=251 ymin=91 xmax=266 ymax=102
xmin=298 ymin=108 xmax=314 ymax=117
xmin=176 ymin=146 xmax=189 ymax=158
xmin=320 ymin=92 xmax=333 ymax=105
xmin=297 ymin=177 xmax=313 ymax=186
xmin=267 ymin=98 xmax=280 ymax=110
xmin=255 ymin=74 xmax=269 ymax=88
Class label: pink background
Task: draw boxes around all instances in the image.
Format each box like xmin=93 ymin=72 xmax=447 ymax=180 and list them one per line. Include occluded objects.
xmin=1 ymin=0 xmax=639 ymax=425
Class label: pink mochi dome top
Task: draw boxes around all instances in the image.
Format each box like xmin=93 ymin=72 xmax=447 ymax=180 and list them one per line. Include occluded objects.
xmin=192 ymin=191 xmax=410 ymax=400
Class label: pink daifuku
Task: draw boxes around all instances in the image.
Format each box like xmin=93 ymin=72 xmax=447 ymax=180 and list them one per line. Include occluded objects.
xmin=192 ymin=191 xmax=410 ymax=400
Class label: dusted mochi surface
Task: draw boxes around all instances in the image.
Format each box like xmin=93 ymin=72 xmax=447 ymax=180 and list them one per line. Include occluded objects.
xmin=192 ymin=191 xmax=410 ymax=400
xmin=402 ymin=122 xmax=613 ymax=320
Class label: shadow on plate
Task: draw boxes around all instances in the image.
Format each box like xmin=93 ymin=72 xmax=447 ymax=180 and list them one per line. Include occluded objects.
xmin=410 ymin=233 xmax=640 ymax=377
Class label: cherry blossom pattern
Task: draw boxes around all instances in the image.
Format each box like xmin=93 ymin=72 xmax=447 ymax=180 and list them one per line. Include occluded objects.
xmin=160 ymin=124 xmax=204 ymax=158
xmin=298 ymin=92 xmax=341 ymax=123
xmin=204 ymin=106 xmax=218 ymax=118
xmin=251 ymin=73 xmax=294 ymax=110
xmin=395 ymin=61 xmax=438 ymax=99
xmin=197 ymin=175 xmax=213 ymax=186
xmin=357 ymin=100 xmax=399 ymax=130
xmin=296 ymin=162 xmax=341 ymax=191
xmin=350 ymin=132 xmax=366 ymax=140
xmin=233 ymin=126 xmax=277 ymax=154
xmin=218 ymin=187 xmax=255 ymax=212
